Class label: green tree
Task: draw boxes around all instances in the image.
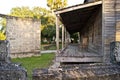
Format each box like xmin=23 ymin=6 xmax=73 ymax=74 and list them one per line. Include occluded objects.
xmin=40 ymin=10 xmax=56 ymax=43
xmin=41 ymin=25 xmax=56 ymax=43
xmin=47 ymin=0 xmax=67 ymax=10
xmin=10 ymin=7 xmax=33 ymax=18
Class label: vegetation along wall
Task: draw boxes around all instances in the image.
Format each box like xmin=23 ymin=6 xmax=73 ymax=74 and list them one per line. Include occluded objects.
xmin=6 ymin=17 xmax=40 ymax=58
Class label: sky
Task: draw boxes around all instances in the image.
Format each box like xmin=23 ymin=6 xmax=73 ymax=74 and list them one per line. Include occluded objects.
xmin=0 ymin=0 xmax=84 ymax=14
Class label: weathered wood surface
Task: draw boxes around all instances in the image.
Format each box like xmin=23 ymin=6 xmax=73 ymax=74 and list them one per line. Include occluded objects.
xmin=62 ymin=26 xmax=65 ymax=49
xmin=80 ymin=6 xmax=102 ymax=55
xmin=56 ymin=44 xmax=102 ymax=62
xmin=102 ymin=0 xmax=116 ymax=62
xmin=58 ymin=44 xmax=101 ymax=57
xmin=116 ymin=0 xmax=120 ymax=41
xmin=56 ymin=16 xmax=59 ymax=50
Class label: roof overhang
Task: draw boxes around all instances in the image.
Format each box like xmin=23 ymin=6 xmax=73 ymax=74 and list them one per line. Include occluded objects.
xmin=55 ymin=1 xmax=102 ymax=34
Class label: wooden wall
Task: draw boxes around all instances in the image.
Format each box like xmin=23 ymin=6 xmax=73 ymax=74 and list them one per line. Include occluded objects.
xmin=102 ymin=0 xmax=116 ymax=62
xmin=115 ymin=0 xmax=120 ymax=41
xmin=80 ymin=6 xmax=102 ymax=54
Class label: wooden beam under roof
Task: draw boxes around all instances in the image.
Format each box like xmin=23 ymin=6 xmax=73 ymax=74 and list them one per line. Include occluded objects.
xmin=55 ymin=1 xmax=102 ymax=14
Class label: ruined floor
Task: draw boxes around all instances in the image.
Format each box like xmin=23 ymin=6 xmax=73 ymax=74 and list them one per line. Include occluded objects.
xmin=33 ymin=63 xmax=120 ymax=80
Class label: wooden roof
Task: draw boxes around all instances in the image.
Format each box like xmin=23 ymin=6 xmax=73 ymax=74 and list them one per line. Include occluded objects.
xmin=55 ymin=1 xmax=102 ymax=33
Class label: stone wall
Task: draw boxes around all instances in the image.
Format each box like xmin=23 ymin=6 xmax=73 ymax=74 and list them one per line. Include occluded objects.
xmin=6 ymin=17 xmax=41 ymax=58
xmin=0 ymin=40 xmax=27 ymax=80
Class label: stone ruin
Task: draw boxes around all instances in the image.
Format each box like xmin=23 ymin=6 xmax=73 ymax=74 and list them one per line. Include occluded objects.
xmin=33 ymin=43 xmax=120 ymax=80
xmin=33 ymin=63 xmax=120 ymax=80
xmin=0 ymin=40 xmax=27 ymax=80
xmin=33 ymin=44 xmax=120 ymax=80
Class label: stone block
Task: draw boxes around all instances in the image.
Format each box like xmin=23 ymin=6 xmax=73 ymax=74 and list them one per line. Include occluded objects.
xmin=110 ymin=42 xmax=120 ymax=63
xmin=0 ymin=40 xmax=27 ymax=80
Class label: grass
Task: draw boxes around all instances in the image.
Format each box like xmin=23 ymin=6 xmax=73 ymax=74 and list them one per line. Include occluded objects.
xmin=41 ymin=43 xmax=62 ymax=50
xmin=12 ymin=53 xmax=55 ymax=80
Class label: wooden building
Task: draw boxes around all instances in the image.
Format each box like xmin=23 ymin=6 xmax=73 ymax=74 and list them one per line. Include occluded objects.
xmin=55 ymin=0 xmax=120 ymax=63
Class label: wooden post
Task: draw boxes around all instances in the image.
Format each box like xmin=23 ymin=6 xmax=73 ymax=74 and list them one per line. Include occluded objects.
xmin=56 ymin=16 xmax=59 ymax=50
xmin=78 ymin=32 xmax=80 ymax=44
xmin=62 ymin=26 xmax=65 ymax=49
xmin=65 ymin=28 xmax=67 ymax=47
xmin=66 ymin=30 xmax=70 ymax=45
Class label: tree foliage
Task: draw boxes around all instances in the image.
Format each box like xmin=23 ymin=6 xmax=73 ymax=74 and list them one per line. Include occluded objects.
xmin=10 ymin=7 xmax=55 ymax=28
xmin=0 ymin=18 xmax=6 ymax=27
xmin=47 ymin=0 xmax=67 ymax=10
xmin=0 ymin=31 xmax=6 ymax=40
xmin=10 ymin=7 xmax=33 ymax=18
xmin=0 ymin=18 xmax=6 ymax=40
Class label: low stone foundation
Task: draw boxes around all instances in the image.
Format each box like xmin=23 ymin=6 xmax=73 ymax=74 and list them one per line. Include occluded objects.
xmin=33 ymin=63 xmax=120 ymax=80
xmin=10 ymin=52 xmax=40 ymax=58
xmin=0 ymin=62 xmax=27 ymax=80
xmin=0 ymin=40 xmax=27 ymax=80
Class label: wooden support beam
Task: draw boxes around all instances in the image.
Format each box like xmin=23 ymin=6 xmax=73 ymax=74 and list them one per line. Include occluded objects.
xmin=78 ymin=32 xmax=80 ymax=44
xmin=65 ymin=28 xmax=67 ymax=47
xmin=62 ymin=26 xmax=65 ymax=49
xmin=55 ymin=1 xmax=102 ymax=14
xmin=56 ymin=16 xmax=59 ymax=50
xmin=66 ymin=31 xmax=70 ymax=45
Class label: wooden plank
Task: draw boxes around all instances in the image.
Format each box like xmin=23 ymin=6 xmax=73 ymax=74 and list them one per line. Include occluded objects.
xmin=56 ymin=56 xmax=102 ymax=62
xmin=116 ymin=0 xmax=120 ymax=42
xmin=102 ymin=0 xmax=116 ymax=62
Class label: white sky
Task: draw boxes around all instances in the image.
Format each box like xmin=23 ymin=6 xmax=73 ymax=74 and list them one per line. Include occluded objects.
xmin=0 ymin=0 xmax=84 ymax=14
